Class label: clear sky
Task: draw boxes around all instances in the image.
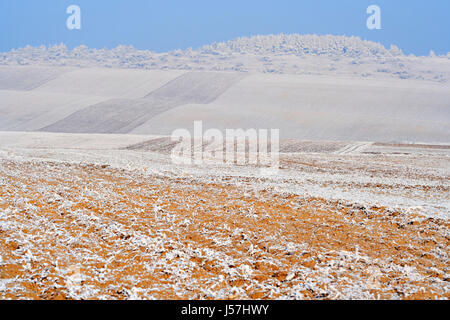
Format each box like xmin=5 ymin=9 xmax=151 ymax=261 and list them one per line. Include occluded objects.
xmin=0 ymin=0 xmax=448 ymax=56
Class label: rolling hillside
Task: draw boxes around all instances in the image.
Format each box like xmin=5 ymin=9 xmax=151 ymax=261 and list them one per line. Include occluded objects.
xmin=0 ymin=66 xmax=449 ymax=143
xmin=1 ymin=34 xmax=449 ymax=143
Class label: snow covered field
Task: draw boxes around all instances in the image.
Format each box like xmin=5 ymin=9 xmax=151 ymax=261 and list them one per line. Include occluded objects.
xmin=0 ymin=66 xmax=449 ymax=142
xmin=0 ymin=34 xmax=449 ymax=300
xmin=1 ymin=132 xmax=449 ymax=219
xmin=0 ymin=132 xmax=448 ymax=299
xmin=1 ymin=34 xmax=449 ymax=142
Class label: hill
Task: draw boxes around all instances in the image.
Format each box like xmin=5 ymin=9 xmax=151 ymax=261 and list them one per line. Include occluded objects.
xmin=0 ymin=34 xmax=449 ymax=143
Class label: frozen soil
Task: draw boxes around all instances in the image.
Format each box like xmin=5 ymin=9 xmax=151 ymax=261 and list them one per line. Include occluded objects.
xmin=0 ymin=148 xmax=449 ymax=300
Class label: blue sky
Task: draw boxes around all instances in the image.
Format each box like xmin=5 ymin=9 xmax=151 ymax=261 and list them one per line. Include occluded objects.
xmin=0 ymin=0 xmax=449 ymax=55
